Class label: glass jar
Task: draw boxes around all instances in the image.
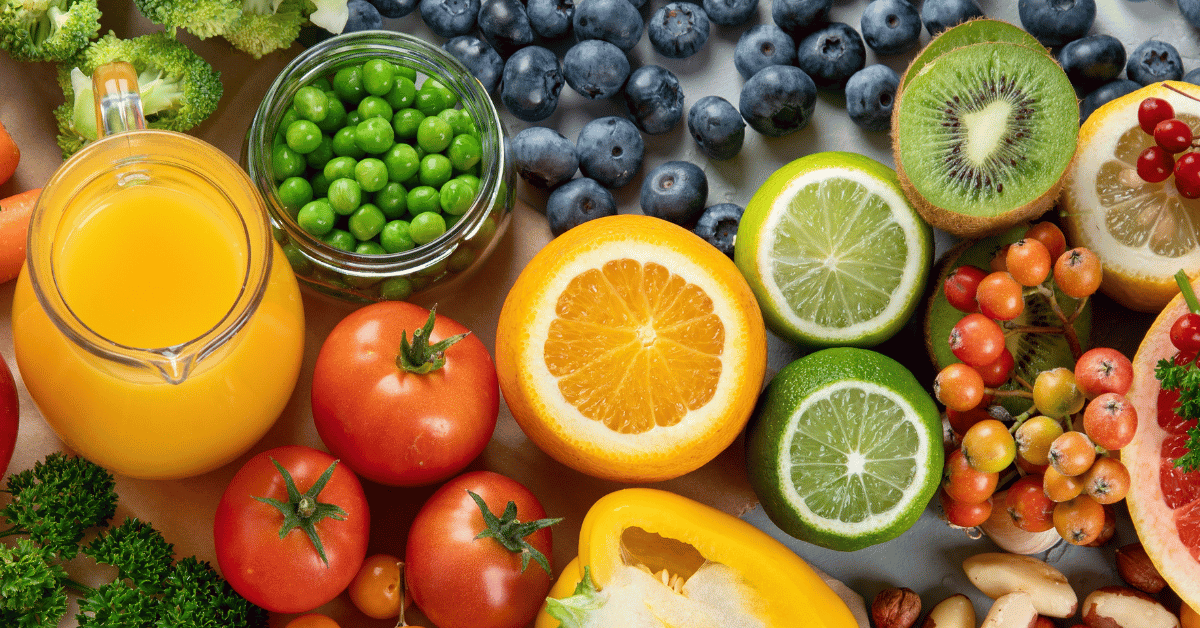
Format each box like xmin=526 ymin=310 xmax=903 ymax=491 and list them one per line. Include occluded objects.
xmin=246 ymin=31 xmax=515 ymax=303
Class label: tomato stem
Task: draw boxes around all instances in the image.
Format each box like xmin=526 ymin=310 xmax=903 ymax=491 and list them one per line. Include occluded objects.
xmin=397 ymin=307 xmax=469 ymax=374
xmin=1176 ymin=269 xmax=1200 ymax=314
xmin=253 ymin=458 xmax=348 ymax=567
xmin=468 ymin=491 xmax=562 ymax=575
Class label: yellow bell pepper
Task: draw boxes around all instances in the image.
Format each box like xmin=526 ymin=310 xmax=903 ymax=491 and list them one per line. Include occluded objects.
xmin=535 ymin=488 xmax=857 ymax=628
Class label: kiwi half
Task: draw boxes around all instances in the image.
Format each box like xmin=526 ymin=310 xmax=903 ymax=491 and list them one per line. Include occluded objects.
xmin=924 ymin=225 xmax=1091 ymax=415
xmin=898 ymin=18 xmax=1050 ymax=93
xmin=893 ymin=42 xmax=1078 ymax=239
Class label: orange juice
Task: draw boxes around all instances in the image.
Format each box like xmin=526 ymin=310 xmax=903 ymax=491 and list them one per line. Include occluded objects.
xmin=12 ymin=130 xmax=305 ymax=480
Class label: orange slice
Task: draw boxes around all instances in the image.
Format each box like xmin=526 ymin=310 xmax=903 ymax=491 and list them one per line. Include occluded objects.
xmin=495 ymin=215 xmax=767 ymax=482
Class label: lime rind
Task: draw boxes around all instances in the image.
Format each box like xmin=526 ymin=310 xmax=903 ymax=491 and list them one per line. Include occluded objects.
xmin=737 ymin=152 xmax=933 ymax=348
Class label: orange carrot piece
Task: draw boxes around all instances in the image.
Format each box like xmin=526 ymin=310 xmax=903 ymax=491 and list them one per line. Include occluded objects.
xmin=0 ymin=121 xmax=18 ymax=186
xmin=0 ymin=188 xmax=40 ymax=283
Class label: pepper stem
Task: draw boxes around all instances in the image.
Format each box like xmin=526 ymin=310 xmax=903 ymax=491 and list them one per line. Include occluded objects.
xmin=1176 ymin=269 xmax=1200 ymax=314
xmin=396 ymin=307 xmax=469 ymax=374
xmin=468 ymin=491 xmax=562 ymax=575
xmin=253 ymin=458 xmax=349 ymax=567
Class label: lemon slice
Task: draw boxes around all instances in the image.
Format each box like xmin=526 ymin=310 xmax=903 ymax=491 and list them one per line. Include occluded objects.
xmin=1062 ymin=80 xmax=1200 ymax=312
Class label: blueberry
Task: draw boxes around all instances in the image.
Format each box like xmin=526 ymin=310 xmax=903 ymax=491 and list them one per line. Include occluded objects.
xmin=527 ymin=0 xmax=573 ymax=39
xmin=703 ymin=0 xmax=757 ymax=27
xmin=794 ymin=22 xmax=865 ymax=90
xmin=1057 ymin=34 xmax=1125 ymax=94
xmin=366 ymin=0 xmax=417 ymax=18
xmin=563 ymin=40 xmax=630 ymax=99
xmin=1183 ymin=0 xmax=1200 ymax=29
xmin=860 ymin=0 xmax=921 ymax=56
xmin=511 ymin=126 xmax=579 ymax=189
xmin=640 ymin=161 xmax=709 ymax=225
xmin=920 ymin=0 xmax=983 ymax=35
xmin=501 ymin=46 xmax=564 ymax=122
xmin=576 ymin=116 xmax=645 ymax=188
xmin=1017 ymin=0 xmax=1094 ymax=47
xmin=345 ymin=0 xmax=385 ymax=31
xmin=1126 ymin=40 xmax=1184 ymax=85
xmin=648 ymin=3 xmax=710 ymax=59
xmin=734 ymin=25 xmax=796 ymax=81
xmin=573 ymin=0 xmax=643 ymax=52
xmin=688 ymin=95 xmax=744 ymax=160
xmin=624 ymin=65 xmax=684 ymax=135
xmin=1186 ymin=67 xmax=1200 ymax=86
xmin=478 ymin=0 xmax=535 ymax=57
xmin=1079 ymin=79 xmax=1140 ymax=123
xmin=845 ymin=64 xmax=899 ymax=132
xmin=419 ymin=0 xmax=479 ymax=37
xmin=546 ymin=178 xmax=618 ymax=236
xmin=693 ymin=203 xmax=743 ymax=257
xmin=739 ymin=65 xmax=817 ymax=137
xmin=772 ymin=0 xmax=832 ymax=39
xmin=443 ymin=36 xmax=504 ymax=95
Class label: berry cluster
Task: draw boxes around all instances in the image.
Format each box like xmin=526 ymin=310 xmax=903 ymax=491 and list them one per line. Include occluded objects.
xmin=932 ymin=222 xmax=1134 ymax=546
xmin=1136 ymin=96 xmax=1200 ymax=198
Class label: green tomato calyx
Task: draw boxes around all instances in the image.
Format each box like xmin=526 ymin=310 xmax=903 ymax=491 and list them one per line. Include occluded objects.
xmin=254 ymin=458 xmax=348 ymax=567
xmin=397 ymin=307 xmax=468 ymax=374
xmin=469 ymin=490 xmax=562 ymax=575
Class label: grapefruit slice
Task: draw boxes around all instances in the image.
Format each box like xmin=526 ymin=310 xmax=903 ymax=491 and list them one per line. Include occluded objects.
xmin=1127 ymin=275 xmax=1200 ymax=608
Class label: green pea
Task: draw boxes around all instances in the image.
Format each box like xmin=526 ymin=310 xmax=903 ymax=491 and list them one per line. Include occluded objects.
xmin=417 ymin=259 xmax=448 ymax=278
xmin=355 ymin=241 xmax=387 ymax=256
xmin=345 ymin=110 xmax=364 ymax=128
xmin=436 ymin=108 xmax=464 ymax=130
xmin=324 ymin=156 xmax=358 ymax=181
xmin=393 ymin=63 xmax=417 ymax=82
xmin=298 ymin=199 xmax=336 ymax=236
xmin=277 ymin=177 xmax=314 ymax=214
xmin=355 ymin=158 xmax=389 ymax=193
xmin=374 ymin=181 xmax=408 ymax=219
xmin=304 ymin=134 xmax=334 ymax=170
xmin=278 ymin=107 xmax=300 ymax=135
xmin=349 ymin=203 xmax=387 ymax=241
xmin=447 ymin=134 xmax=482 ymax=171
xmin=447 ymin=244 xmax=476 ymax=272
xmin=380 ymin=220 xmax=416 ymax=253
xmin=392 ymin=108 xmax=425 ymax=140
xmin=311 ymin=172 xmax=332 ymax=198
xmin=271 ymin=144 xmax=305 ymax=180
xmin=328 ymin=178 xmax=363 ymax=215
xmin=407 ymin=186 xmax=440 ymax=216
xmin=292 ymin=86 xmax=329 ymax=123
xmin=322 ymin=228 xmax=357 ymax=252
xmin=416 ymin=116 xmax=453 ymax=154
xmin=362 ymin=59 xmax=395 ymax=96
xmin=467 ymin=215 xmax=497 ymax=246
xmin=414 ymin=144 xmax=427 ymax=161
xmin=358 ymin=95 xmax=394 ymax=121
xmin=385 ymin=76 xmax=416 ymax=110
xmin=383 ymin=143 xmax=420 ymax=183
xmin=355 ymin=117 xmax=395 ymax=154
xmin=380 ymin=275 xmax=414 ymax=300
xmin=439 ymin=179 xmax=474 ymax=215
xmin=454 ymin=173 xmax=481 ymax=195
xmin=409 ymin=211 xmax=447 ymax=245
xmin=315 ymin=96 xmax=347 ymax=133
xmin=401 ymin=171 xmax=422 ymax=190
xmin=414 ymin=88 xmax=447 ymax=118
xmin=333 ymin=65 xmax=365 ymax=103
xmin=311 ymin=77 xmax=333 ymax=92
xmin=420 ymin=153 xmax=452 ymax=189
xmin=422 ymin=78 xmax=458 ymax=108
xmin=282 ymin=241 xmax=314 ymax=274
xmin=332 ymin=127 xmax=365 ymax=158
xmin=285 ymin=119 xmax=322 ymax=154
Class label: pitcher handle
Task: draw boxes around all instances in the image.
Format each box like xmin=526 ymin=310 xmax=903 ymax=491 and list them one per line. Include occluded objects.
xmin=92 ymin=61 xmax=146 ymax=139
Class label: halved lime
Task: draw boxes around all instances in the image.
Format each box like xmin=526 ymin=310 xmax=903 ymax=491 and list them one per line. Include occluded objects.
xmin=746 ymin=347 xmax=943 ymax=551
xmin=734 ymin=151 xmax=933 ymax=348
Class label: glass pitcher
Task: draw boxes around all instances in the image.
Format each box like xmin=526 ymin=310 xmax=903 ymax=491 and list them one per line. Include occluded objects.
xmin=12 ymin=62 xmax=306 ymax=480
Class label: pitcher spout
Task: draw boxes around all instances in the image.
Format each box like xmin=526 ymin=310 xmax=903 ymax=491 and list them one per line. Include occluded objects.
xmin=148 ymin=350 xmax=196 ymax=385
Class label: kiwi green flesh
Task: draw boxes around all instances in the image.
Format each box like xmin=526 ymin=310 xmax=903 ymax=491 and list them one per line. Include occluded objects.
xmin=896 ymin=42 xmax=1078 ymax=223
xmin=924 ymin=225 xmax=1091 ymax=415
xmin=900 ymin=18 xmax=1049 ymax=93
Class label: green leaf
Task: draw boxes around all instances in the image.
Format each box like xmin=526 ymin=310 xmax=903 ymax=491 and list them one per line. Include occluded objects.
xmin=545 ymin=566 xmax=604 ymax=628
xmin=83 ymin=518 xmax=175 ymax=592
xmin=1156 ymin=356 xmax=1200 ymax=472
xmin=0 ymin=453 xmax=117 ymax=558
xmin=0 ymin=538 xmax=69 ymax=628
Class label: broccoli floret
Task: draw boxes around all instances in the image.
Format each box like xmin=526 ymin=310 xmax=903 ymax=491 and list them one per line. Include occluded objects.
xmin=55 ymin=31 xmax=223 ymax=157
xmin=132 ymin=0 xmax=241 ymax=39
xmin=0 ymin=0 xmax=100 ymax=62
xmin=222 ymin=0 xmax=305 ymax=59
xmin=0 ymin=539 xmax=69 ymax=628
xmin=0 ymin=452 xmax=117 ymax=558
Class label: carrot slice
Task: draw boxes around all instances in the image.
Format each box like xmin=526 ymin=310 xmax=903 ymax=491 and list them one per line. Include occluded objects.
xmin=0 ymin=188 xmax=40 ymax=283
xmin=0 ymin=121 xmax=18 ymax=186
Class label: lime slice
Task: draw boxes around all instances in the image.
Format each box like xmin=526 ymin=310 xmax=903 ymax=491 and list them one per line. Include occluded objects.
xmin=735 ymin=151 xmax=933 ymax=348
xmin=746 ymin=347 xmax=943 ymax=551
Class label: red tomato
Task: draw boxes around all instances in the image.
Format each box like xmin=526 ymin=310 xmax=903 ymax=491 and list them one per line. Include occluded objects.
xmin=311 ymin=302 xmax=499 ymax=486
xmin=213 ymin=445 xmax=370 ymax=614
xmin=406 ymin=471 xmax=556 ymax=628
xmin=0 ymin=353 xmax=18 ymax=476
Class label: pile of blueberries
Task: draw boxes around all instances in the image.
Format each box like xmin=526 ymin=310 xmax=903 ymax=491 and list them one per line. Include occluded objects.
xmin=338 ymin=0 xmax=1200 ymax=252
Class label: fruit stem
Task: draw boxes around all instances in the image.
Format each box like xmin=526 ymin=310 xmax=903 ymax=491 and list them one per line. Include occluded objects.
xmin=1175 ymin=269 xmax=1200 ymax=314
xmin=1014 ymin=375 xmax=1035 ymax=392
xmin=1163 ymin=82 xmax=1200 ymax=103
xmin=1033 ymin=285 xmax=1085 ymax=361
xmin=984 ymin=388 xmax=1033 ymax=399
xmin=1007 ymin=410 xmax=1035 ymax=434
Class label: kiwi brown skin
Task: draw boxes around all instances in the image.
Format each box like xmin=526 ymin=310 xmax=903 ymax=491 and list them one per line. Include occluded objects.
xmin=892 ymin=42 xmax=1079 ymax=240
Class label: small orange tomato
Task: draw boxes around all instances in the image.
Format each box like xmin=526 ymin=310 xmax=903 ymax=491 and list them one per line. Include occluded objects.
xmin=285 ymin=614 xmax=342 ymax=628
xmin=349 ymin=553 xmax=405 ymax=619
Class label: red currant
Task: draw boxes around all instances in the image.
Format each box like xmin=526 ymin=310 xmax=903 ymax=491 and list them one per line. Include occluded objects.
xmin=1006 ymin=238 xmax=1052 ymax=287
xmin=1053 ymin=248 xmax=1103 ymax=299
xmin=975 ymin=347 xmax=1015 ymax=388
xmin=1024 ymin=222 xmax=1067 ymax=262
xmin=943 ymin=265 xmax=987 ymax=314
xmin=944 ymin=448 xmax=998 ymax=504
xmin=1139 ymin=97 xmax=1175 ymax=135
xmin=949 ymin=313 xmax=1006 ymax=368
xmin=934 ymin=363 xmax=985 ymax=412
xmin=1006 ymin=474 xmax=1056 ymax=533
xmin=1082 ymin=392 xmax=1137 ymax=451
xmin=976 ymin=272 xmax=1025 ymax=320
xmin=940 ymin=489 xmax=993 ymax=528
xmin=1171 ymin=312 xmax=1200 ymax=352
xmin=1155 ymin=118 xmax=1195 ymax=153
xmin=1137 ymin=145 xmax=1174 ymax=183
xmin=1174 ymin=151 xmax=1200 ymax=199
